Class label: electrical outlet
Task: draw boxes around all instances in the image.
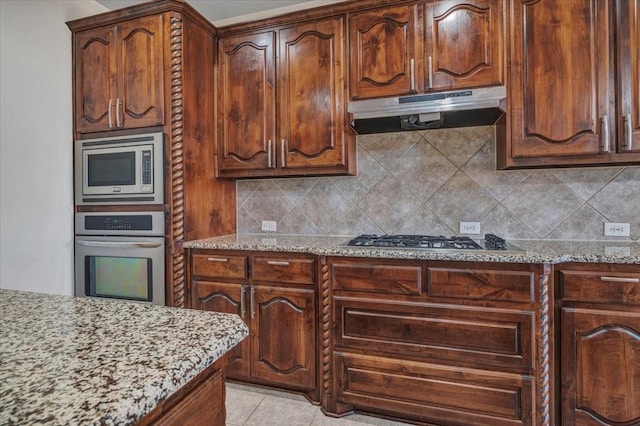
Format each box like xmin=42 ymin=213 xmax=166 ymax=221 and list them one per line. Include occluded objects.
xmin=604 ymin=222 xmax=630 ymax=237
xmin=459 ymin=222 xmax=481 ymax=234
xmin=261 ymin=220 xmax=277 ymax=232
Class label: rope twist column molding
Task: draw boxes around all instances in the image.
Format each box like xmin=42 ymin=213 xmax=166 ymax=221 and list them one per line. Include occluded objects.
xmin=321 ymin=262 xmax=332 ymax=399
xmin=169 ymin=13 xmax=185 ymax=308
xmin=538 ymin=274 xmax=551 ymax=426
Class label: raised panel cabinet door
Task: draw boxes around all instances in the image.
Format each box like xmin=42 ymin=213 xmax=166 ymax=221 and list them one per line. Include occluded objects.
xmin=509 ymin=0 xmax=614 ymax=159
xmin=617 ymin=0 xmax=640 ymax=153
xmin=424 ymin=0 xmax=505 ymax=91
xmin=75 ymin=26 xmax=118 ymax=133
xmin=117 ymin=15 xmax=165 ymax=130
xmin=250 ymin=285 xmax=316 ymax=389
xmin=349 ymin=3 xmax=421 ymax=99
xmin=217 ymin=32 xmax=276 ymax=174
xmin=278 ymin=17 xmax=348 ymax=171
xmin=191 ymin=281 xmax=250 ymax=379
xmin=562 ymin=308 xmax=640 ymax=425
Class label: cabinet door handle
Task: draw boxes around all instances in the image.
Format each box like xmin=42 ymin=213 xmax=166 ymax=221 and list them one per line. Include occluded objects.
xmin=108 ymin=99 xmax=113 ymax=128
xmin=206 ymin=257 xmax=228 ymax=262
xmin=116 ymin=98 xmax=122 ymax=127
xmin=250 ymin=287 xmax=255 ymax=320
xmin=266 ymin=260 xmax=290 ymax=266
xmin=240 ymin=287 xmax=246 ymax=318
xmin=600 ymin=115 xmax=610 ymax=153
xmin=410 ymin=58 xmax=415 ymax=91
xmin=267 ymin=140 xmax=273 ymax=168
xmin=281 ymin=139 xmax=286 ymax=167
xmin=428 ymin=56 xmax=433 ymax=89
xmin=623 ymin=114 xmax=633 ymax=151
xmin=601 ymin=276 xmax=639 ymax=283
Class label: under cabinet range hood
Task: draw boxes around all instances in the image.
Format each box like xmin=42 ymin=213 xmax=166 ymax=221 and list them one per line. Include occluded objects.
xmin=348 ymin=86 xmax=506 ymax=134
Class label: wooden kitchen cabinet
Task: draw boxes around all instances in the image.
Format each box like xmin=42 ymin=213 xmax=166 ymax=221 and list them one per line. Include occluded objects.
xmin=74 ymin=15 xmax=164 ymax=133
xmin=498 ymin=0 xmax=640 ymax=168
xmin=348 ymin=0 xmax=505 ymax=100
xmin=558 ymin=264 xmax=640 ymax=425
xmin=324 ymin=257 xmax=553 ymax=425
xmin=216 ymin=16 xmax=355 ymax=178
xmin=190 ymin=250 xmax=318 ymax=400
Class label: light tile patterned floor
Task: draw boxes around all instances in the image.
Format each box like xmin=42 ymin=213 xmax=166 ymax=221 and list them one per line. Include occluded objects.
xmin=225 ymin=382 xmax=413 ymax=426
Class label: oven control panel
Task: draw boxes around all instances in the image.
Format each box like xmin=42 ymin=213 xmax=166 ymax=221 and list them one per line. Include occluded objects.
xmin=75 ymin=211 xmax=165 ymax=236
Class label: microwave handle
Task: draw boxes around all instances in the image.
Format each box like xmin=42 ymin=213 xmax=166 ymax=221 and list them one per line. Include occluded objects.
xmin=76 ymin=240 xmax=163 ymax=249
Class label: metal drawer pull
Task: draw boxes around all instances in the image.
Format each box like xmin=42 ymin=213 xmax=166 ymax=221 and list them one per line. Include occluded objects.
xmin=206 ymin=257 xmax=228 ymax=262
xmin=600 ymin=115 xmax=610 ymax=153
xmin=108 ymin=99 xmax=113 ymax=128
xmin=600 ymin=276 xmax=639 ymax=283
xmin=116 ymin=98 xmax=122 ymax=127
xmin=240 ymin=287 xmax=246 ymax=318
xmin=266 ymin=261 xmax=290 ymax=266
xmin=410 ymin=58 xmax=415 ymax=91
xmin=623 ymin=114 xmax=633 ymax=151
xmin=250 ymin=287 xmax=255 ymax=320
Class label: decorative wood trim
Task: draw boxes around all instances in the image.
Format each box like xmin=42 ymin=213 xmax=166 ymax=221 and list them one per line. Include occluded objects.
xmin=538 ymin=273 xmax=551 ymax=426
xmin=321 ymin=259 xmax=331 ymax=405
xmin=169 ymin=12 xmax=186 ymax=308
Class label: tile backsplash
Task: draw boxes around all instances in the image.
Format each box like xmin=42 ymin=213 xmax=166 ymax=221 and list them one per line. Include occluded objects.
xmin=237 ymin=126 xmax=640 ymax=241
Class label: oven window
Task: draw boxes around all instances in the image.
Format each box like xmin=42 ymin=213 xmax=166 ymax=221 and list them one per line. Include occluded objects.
xmin=86 ymin=256 xmax=152 ymax=302
xmin=87 ymin=152 xmax=135 ymax=186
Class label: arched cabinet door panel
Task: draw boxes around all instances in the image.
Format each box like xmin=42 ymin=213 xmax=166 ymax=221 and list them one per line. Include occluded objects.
xmin=562 ymin=308 xmax=640 ymax=425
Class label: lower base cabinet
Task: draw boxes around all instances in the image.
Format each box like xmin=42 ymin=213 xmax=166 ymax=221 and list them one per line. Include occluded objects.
xmin=188 ymin=250 xmax=318 ymax=401
xmin=558 ymin=264 xmax=640 ymax=425
xmin=324 ymin=257 xmax=553 ymax=426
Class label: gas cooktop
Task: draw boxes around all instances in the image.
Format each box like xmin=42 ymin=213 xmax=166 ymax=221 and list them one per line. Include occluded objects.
xmin=346 ymin=234 xmax=512 ymax=251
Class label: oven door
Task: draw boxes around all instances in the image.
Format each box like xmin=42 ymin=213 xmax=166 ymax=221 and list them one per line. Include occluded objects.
xmin=74 ymin=235 xmax=165 ymax=305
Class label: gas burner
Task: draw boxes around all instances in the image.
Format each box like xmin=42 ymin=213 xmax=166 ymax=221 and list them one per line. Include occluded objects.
xmin=346 ymin=234 xmax=509 ymax=251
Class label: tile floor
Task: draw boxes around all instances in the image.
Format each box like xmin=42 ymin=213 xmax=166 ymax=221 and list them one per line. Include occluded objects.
xmin=225 ymin=382 xmax=413 ymax=426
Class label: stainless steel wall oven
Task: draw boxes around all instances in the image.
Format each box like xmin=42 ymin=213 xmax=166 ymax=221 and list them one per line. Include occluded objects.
xmin=74 ymin=211 xmax=165 ymax=305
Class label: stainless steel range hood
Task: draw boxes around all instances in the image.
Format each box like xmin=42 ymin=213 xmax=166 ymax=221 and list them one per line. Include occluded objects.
xmin=348 ymin=86 xmax=506 ymax=134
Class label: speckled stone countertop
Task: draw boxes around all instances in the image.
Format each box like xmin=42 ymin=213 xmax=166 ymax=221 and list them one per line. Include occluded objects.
xmin=0 ymin=290 xmax=248 ymax=426
xmin=184 ymin=234 xmax=640 ymax=264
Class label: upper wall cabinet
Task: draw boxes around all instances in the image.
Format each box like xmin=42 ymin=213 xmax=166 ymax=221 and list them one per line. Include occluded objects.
xmin=498 ymin=0 xmax=640 ymax=169
xmin=216 ymin=16 xmax=356 ymax=178
xmin=74 ymin=15 xmax=165 ymax=133
xmin=348 ymin=0 xmax=505 ymax=100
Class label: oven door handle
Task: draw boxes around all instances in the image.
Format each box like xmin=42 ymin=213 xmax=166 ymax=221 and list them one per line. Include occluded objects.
xmin=76 ymin=240 xmax=163 ymax=249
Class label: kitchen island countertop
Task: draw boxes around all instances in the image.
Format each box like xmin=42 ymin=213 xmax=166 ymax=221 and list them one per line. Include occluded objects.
xmin=0 ymin=289 xmax=248 ymax=425
xmin=184 ymin=234 xmax=640 ymax=264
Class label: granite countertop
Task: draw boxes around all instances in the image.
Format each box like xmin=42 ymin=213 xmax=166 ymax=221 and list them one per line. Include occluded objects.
xmin=184 ymin=234 xmax=640 ymax=264
xmin=0 ymin=290 xmax=248 ymax=426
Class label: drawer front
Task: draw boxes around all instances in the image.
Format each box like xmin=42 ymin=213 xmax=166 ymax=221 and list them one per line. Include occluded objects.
xmin=331 ymin=260 xmax=423 ymax=295
xmin=334 ymin=352 xmax=534 ymax=426
xmin=560 ymin=270 xmax=640 ymax=305
xmin=334 ymin=298 xmax=534 ymax=372
xmin=192 ymin=253 xmax=248 ymax=280
xmin=251 ymin=256 xmax=315 ymax=285
xmin=427 ymin=266 xmax=535 ymax=303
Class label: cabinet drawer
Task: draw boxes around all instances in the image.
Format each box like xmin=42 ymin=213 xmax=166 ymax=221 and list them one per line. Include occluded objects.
xmin=427 ymin=266 xmax=535 ymax=303
xmin=560 ymin=270 xmax=640 ymax=305
xmin=334 ymin=352 xmax=534 ymax=426
xmin=334 ymin=298 xmax=534 ymax=372
xmin=331 ymin=260 xmax=423 ymax=295
xmin=251 ymin=256 xmax=315 ymax=285
xmin=192 ymin=254 xmax=248 ymax=280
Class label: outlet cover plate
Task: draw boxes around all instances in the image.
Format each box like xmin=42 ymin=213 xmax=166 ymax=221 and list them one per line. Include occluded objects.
xmin=460 ymin=222 xmax=481 ymax=234
xmin=604 ymin=222 xmax=630 ymax=237
xmin=261 ymin=220 xmax=277 ymax=232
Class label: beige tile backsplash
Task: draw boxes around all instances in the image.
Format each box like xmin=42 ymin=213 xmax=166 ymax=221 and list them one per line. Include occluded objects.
xmin=237 ymin=126 xmax=640 ymax=241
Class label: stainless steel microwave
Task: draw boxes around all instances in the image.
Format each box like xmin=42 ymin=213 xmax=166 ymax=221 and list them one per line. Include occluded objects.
xmin=74 ymin=132 xmax=164 ymax=205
